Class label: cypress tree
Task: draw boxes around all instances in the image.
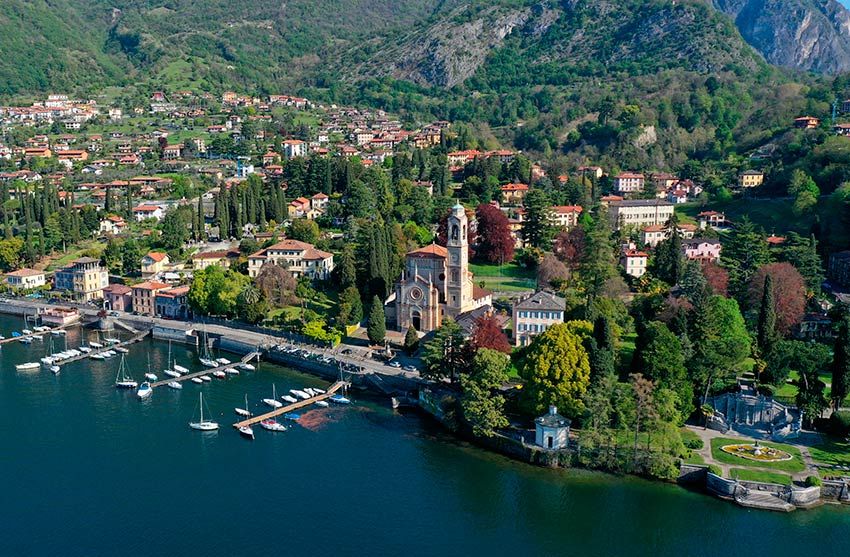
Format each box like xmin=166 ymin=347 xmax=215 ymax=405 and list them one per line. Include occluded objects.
xmin=832 ymin=313 xmax=850 ymax=411
xmin=367 ymin=296 xmax=386 ymax=346
xmin=404 ymin=325 xmax=420 ymax=355
xmin=756 ymin=274 xmax=779 ymax=357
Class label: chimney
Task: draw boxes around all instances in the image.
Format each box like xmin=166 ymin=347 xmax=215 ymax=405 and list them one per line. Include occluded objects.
xmin=549 ymin=405 xmax=557 ymax=416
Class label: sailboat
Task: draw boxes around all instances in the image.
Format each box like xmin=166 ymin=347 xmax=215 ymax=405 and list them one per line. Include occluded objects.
xmin=198 ymin=326 xmax=217 ymax=368
xmin=114 ymin=354 xmax=138 ymax=389
xmin=144 ymin=354 xmax=157 ymax=381
xmin=262 ymin=384 xmax=283 ymax=408
xmin=260 ymin=418 xmax=286 ymax=432
xmin=235 ymin=394 xmax=252 ymax=417
xmin=189 ymin=392 xmax=219 ymax=431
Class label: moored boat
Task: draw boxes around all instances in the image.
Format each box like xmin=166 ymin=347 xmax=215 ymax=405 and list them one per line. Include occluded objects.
xmin=260 ymin=419 xmax=286 ymax=432
xmin=188 ymin=392 xmax=218 ymax=431
xmin=225 ymin=368 xmax=239 ymax=375
xmin=167 ymin=381 xmax=183 ymax=390
xmin=237 ymin=363 xmax=255 ymax=371
xmin=281 ymin=395 xmax=297 ymax=404
xmin=15 ymin=362 xmax=40 ymax=371
xmin=114 ymin=355 xmax=138 ymax=389
xmin=212 ymin=370 xmax=226 ymax=378
xmin=200 ymin=375 xmax=212 ymax=382
xmin=191 ymin=377 xmax=203 ymax=384
xmin=145 ymin=373 xmax=158 ymax=381
xmin=238 ymin=425 xmax=254 ymax=439
xmin=137 ymin=382 xmax=153 ymax=399
xmin=173 ymin=364 xmax=190 ymax=374
xmin=216 ymin=357 xmax=231 ymax=365
xmin=235 ymin=395 xmax=252 ymax=418
xmin=283 ymin=413 xmax=300 ymax=421
xmin=263 ymin=384 xmax=283 ymax=408
xmin=164 ymin=369 xmax=181 ymax=378
xmin=290 ymin=389 xmax=310 ymax=400
xmin=314 ymin=400 xmax=329 ymax=408
xmin=329 ymin=394 xmax=351 ymax=405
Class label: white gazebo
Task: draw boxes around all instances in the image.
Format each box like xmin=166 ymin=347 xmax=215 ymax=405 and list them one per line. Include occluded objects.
xmin=535 ymin=405 xmax=570 ymax=450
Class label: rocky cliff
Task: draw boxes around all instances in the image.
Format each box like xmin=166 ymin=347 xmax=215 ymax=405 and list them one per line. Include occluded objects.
xmin=712 ymin=0 xmax=850 ymax=73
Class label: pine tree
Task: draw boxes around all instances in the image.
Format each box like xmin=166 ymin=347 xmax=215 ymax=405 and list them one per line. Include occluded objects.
xmin=756 ymin=274 xmax=779 ymax=357
xmin=831 ymin=313 xmax=850 ymax=411
xmin=404 ymin=325 xmax=420 ymax=355
xmin=522 ymin=188 xmax=555 ymax=249
xmin=367 ymin=296 xmax=386 ymax=345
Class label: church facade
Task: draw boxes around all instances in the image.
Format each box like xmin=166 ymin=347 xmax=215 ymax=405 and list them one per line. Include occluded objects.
xmin=392 ymin=203 xmax=492 ymax=333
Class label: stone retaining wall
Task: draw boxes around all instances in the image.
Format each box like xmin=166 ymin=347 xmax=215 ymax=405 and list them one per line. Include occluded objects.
xmin=677 ymin=464 xmax=708 ymax=485
xmin=706 ymin=472 xmax=737 ymax=498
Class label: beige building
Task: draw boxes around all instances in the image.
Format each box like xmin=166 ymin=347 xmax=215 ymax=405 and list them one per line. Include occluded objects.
xmin=141 ymin=252 xmax=169 ymax=277
xmin=607 ymin=199 xmax=674 ymax=231
xmin=640 ymin=223 xmax=696 ymax=248
xmin=6 ymin=268 xmax=46 ymax=290
xmin=512 ymin=290 xmax=566 ymax=346
xmin=191 ymin=249 xmax=239 ymax=271
xmin=54 ymin=257 xmax=109 ymax=301
xmin=620 ymin=247 xmax=649 ymax=278
xmin=613 ymin=172 xmax=645 ymax=194
xmin=738 ymin=170 xmax=764 ymax=188
xmin=247 ymin=239 xmax=334 ymax=279
xmin=551 ymin=205 xmax=583 ymax=229
xmin=131 ymin=281 xmax=170 ymax=316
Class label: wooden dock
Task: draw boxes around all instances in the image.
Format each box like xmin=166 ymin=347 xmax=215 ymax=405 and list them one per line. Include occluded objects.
xmin=52 ymin=329 xmax=151 ymax=365
xmin=150 ymin=351 xmax=261 ymax=388
xmin=233 ymin=380 xmax=348 ymax=429
xmin=0 ymin=322 xmax=78 ymax=345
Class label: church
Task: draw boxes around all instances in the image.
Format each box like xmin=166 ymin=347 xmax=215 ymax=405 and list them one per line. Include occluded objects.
xmin=389 ymin=202 xmax=492 ymax=333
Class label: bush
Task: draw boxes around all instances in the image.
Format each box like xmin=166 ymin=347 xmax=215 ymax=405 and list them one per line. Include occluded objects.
xmin=829 ymin=410 xmax=850 ymax=436
xmin=684 ymin=437 xmax=704 ymax=450
xmin=805 ymin=475 xmax=823 ymax=487
xmin=708 ymin=464 xmax=722 ymax=476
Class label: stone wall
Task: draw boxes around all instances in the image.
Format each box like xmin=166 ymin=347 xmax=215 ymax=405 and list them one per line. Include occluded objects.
xmin=677 ymin=464 xmax=708 ymax=485
xmin=152 ymin=325 xmax=197 ymax=345
xmin=822 ymin=480 xmax=850 ymax=501
xmin=789 ymin=486 xmax=821 ymax=507
xmin=706 ymin=472 xmax=737 ymax=498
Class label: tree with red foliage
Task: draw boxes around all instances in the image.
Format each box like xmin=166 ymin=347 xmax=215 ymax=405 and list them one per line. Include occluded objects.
xmin=702 ymin=261 xmax=729 ymax=296
xmin=474 ymin=203 xmax=514 ymax=263
xmin=469 ymin=313 xmax=512 ymax=354
xmin=748 ymin=262 xmax=806 ymax=335
xmin=552 ymin=227 xmax=586 ymax=270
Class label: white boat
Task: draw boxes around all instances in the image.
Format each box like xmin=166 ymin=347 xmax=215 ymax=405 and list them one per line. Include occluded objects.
xmin=329 ymin=394 xmax=351 ymax=405
xmin=104 ymin=338 xmax=120 ymax=345
xmin=225 ymin=368 xmax=239 ymax=376
xmin=115 ymin=346 xmax=129 ymax=354
xmin=238 ymin=425 xmax=254 ymax=439
xmin=145 ymin=373 xmax=158 ymax=381
xmin=200 ymin=358 xmax=218 ymax=368
xmin=191 ymin=377 xmax=203 ymax=384
xmin=290 ymin=389 xmax=310 ymax=400
xmin=189 ymin=392 xmax=219 ymax=431
xmin=174 ymin=364 xmax=190 ymax=374
xmin=260 ymin=419 xmax=286 ymax=432
xmin=15 ymin=362 xmax=40 ymax=371
xmin=89 ymin=342 xmax=103 ymax=349
xmin=303 ymin=388 xmax=317 ymax=396
xmin=235 ymin=395 xmax=252 ymax=417
xmin=167 ymin=381 xmax=183 ymax=390
xmin=19 ymin=337 xmax=33 ymax=345
xmin=114 ymin=355 xmax=138 ymax=389
xmin=312 ymin=388 xmax=325 ymax=394
xmin=90 ymin=353 xmax=106 ymax=360
xmin=32 ymin=335 xmax=44 ymax=341
xmin=314 ymin=400 xmax=329 ymax=408
xmin=137 ymin=382 xmax=153 ymax=399
xmin=212 ymin=370 xmax=226 ymax=378
xmin=200 ymin=375 xmax=212 ymax=382
xmin=103 ymin=350 xmax=116 ymax=358
xmin=281 ymin=395 xmax=297 ymax=404
xmin=50 ymin=365 xmax=61 ymax=375
xmin=51 ymin=329 xmax=66 ymax=336
xmin=164 ymin=369 xmax=181 ymax=378
xmin=78 ymin=346 xmax=91 ymax=353
xmin=22 ymin=329 xmax=33 ymax=335
xmin=263 ymin=384 xmax=283 ymax=408
xmin=237 ymin=363 xmax=255 ymax=371
xmin=35 ymin=326 xmax=50 ymax=333
xmin=216 ymin=357 xmax=231 ymax=365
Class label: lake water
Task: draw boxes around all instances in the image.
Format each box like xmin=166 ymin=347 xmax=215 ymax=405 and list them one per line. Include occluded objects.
xmin=1 ymin=319 xmax=848 ymax=556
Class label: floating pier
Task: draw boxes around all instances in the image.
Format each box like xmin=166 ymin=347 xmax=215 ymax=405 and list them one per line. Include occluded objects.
xmin=232 ymin=380 xmax=348 ymax=429
xmin=150 ymin=351 xmax=261 ymax=388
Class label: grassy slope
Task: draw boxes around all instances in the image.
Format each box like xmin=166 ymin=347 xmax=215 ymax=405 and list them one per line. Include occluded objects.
xmin=729 ymin=468 xmax=793 ymax=485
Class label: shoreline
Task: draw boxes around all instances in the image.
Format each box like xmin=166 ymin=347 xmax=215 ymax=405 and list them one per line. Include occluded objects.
xmin=3 ymin=296 xmax=849 ymax=513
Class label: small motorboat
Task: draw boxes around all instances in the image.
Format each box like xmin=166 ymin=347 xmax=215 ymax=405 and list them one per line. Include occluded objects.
xmin=329 ymin=394 xmax=351 ymax=405
xmin=281 ymin=395 xmax=297 ymax=404
xmin=167 ymin=381 xmax=183 ymax=390
xmin=212 ymin=370 xmax=226 ymax=379
xmin=237 ymin=363 xmax=255 ymax=371
xmin=136 ymin=382 xmax=153 ymax=399
xmin=164 ymin=369 xmax=181 ymax=378
xmin=283 ymin=413 xmax=300 ymax=421
xmin=200 ymin=375 xmax=212 ymax=382
xmin=15 ymin=362 xmax=40 ymax=371
xmin=191 ymin=377 xmax=203 ymax=384
xmin=90 ymin=353 xmax=106 ymax=360
xmin=145 ymin=373 xmax=158 ymax=381
xmin=173 ymin=364 xmax=190 ymax=374
xmin=238 ymin=425 xmax=255 ymax=439
xmin=225 ymin=368 xmax=239 ymax=376
xmin=50 ymin=365 xmax=61 ymax=375
xmin=314 ymin=400 xmax=329 ymax=408
xmin=216 ymin=357 xmax=231 ymax=365
xmin=290 ymin=389 xmax=310 ymax=400
xmin=260 ymin=419 xmax=286 ymax=432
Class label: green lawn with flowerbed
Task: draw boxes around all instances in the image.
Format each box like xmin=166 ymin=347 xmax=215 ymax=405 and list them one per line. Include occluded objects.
xmin=709 ymin=437 xmax=806 ymax=473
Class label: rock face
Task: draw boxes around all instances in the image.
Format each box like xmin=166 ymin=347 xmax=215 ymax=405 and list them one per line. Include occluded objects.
xmin=712 ymin=0 xmax=850 ymax=73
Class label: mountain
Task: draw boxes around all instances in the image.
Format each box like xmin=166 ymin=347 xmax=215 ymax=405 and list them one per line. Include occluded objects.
xmin=712 ymin=0 xmax=850 ymax=74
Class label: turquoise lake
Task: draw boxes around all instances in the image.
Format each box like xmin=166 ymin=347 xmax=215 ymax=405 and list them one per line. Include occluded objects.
xmin=1 ymin=319 xmax=849 ymax=556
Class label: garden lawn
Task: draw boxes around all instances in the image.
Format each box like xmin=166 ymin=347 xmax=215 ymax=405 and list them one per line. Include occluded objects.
xmin=709 ymin=437 xmax=806 ymax=473
xmin=808 ymin=439 xmax=850 ymax=469
xmin=729 ymin=468 xmax=793 ymax=485
xmin=468 ymin=262 xmax=536 ymax=293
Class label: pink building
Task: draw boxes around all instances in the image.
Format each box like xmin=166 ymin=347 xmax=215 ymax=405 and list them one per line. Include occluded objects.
xmin=103 ymin=284 xmax=133 ymax=312
xmin=682 ymin=238 xmax=722 ymax=262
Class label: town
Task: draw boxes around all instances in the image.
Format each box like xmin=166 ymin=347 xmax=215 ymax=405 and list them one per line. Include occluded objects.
xmin=4 ymin=87 xmax=850 ymax=512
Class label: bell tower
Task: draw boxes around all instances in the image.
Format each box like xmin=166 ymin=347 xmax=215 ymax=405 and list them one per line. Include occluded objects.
xmin=446 ymin=202 xmax=470 ymax=315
